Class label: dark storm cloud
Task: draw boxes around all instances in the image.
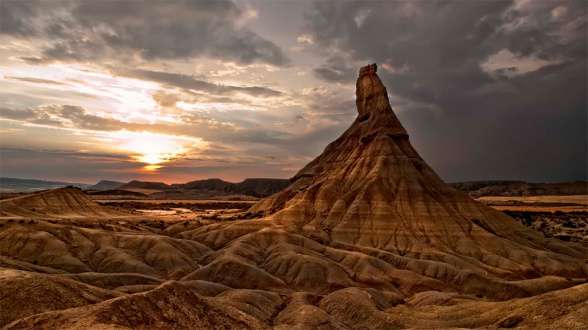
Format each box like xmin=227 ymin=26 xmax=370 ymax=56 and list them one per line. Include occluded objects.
xmin=0 ymin=0 xmax=41 ymax=35
xmin=313 ymin=56 xmax=355 ymax=83
xmin=116 ymin=69 xmax=282 ymax=97
xmin=0 ymin=0 xmax=289 ymax=66
xmin=305 ymin=0 xmax=587 ymax=181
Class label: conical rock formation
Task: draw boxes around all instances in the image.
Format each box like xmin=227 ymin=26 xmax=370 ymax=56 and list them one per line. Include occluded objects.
xmin=252 ymin=63 xmax=586 ymax=278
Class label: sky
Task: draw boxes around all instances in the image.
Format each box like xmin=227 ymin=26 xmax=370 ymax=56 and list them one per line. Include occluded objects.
xmin=0 ymin=0 xmax=586 ymax=184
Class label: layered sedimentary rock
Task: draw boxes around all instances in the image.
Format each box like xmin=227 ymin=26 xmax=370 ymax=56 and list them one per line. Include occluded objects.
xmin=251 ymin=64 xmax=586 ymax=280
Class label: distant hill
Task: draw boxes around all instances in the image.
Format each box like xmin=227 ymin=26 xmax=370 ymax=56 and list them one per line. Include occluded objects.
xmin=117 ymin=178 xmax=289 ymax=198
xmin=0 ymin=177 xmax=90 ymax=192
xmin=119 ymin=180 xmax=171 ymax=191
xmin=178 ymin=178 xmax=289 ymax=197
xmin=5 ymin=177 xmax=585 ymax=199
xmin=0 ymin=177 xmax=289 ymax=198
xmin=175 ymin=178 xmax=232 ymax=191
xmin=233 ymin=178 xmax=290 ymax=197
xmin=451 ymin=180 xmax=588 ymax=197
xmin=88 ymin=180 xmax=125 ymax=191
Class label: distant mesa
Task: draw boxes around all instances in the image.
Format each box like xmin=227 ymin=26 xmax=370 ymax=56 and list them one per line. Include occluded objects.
xmin=119 ymin=180 xmax=171 ymax=191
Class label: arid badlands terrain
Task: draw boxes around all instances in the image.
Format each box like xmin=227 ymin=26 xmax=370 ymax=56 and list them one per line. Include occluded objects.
xmin=0 ymin=64 xmax=587 ymax=329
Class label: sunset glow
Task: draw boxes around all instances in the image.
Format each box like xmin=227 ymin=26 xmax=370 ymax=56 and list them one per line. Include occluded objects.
xmin=109 ymin=131 xmax=207 ymax=171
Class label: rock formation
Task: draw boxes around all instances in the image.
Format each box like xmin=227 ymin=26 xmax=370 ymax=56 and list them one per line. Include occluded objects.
xmin=252 ymin=64 xmax=586 ymax=282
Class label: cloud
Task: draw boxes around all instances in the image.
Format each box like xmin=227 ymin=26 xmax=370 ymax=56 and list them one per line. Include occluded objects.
xmin=5 ymin=76 xmax=69 ymax=85
xmin=0 ymin=0 xmax=290 ymax=66
xmin=0 ymin=104 xmax=289 ymax=146
xmin=304 ymin=0 xmax=587 ymax=181
xmin=0 ymin=107 xmax=36 ymax=120
xmin=0 ymin=104 xmax=129 ymax=131
xmin=0 ymin=0 xmax=40 ymax=36
xmin=116 ymin=69 xmax=282 ymax=98
xmin=0 ymin=96 xmax=359 ymax=182
xmin=0 ymin=146 xmax=300 ymax=183
xmin=480 ymin=49 xmax=562 ymax=77
xmin=313 ymin=55 xmax=357 ymax=83
xmin=296 ymin=34 xmax=315 ymax=45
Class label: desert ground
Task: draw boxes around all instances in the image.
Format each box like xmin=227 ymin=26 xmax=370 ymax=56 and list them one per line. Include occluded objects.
xmin=0 ymin=64 xmax=586 ymax=329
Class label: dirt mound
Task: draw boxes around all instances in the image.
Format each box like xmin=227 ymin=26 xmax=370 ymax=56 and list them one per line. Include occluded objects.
xmin=0 ymin=268 xmax=118 ymax=327
xmin=315 ymin=282 xmax=588 ymax=329
xmin=5 ymin=281 xmax=267 ymax=329
xmin=0 ymin=187 xmax=127 ymax=218
xmin=0 ymin=219 xmax=211 ymax=276
xmin=5 ymin=275 xmax=586 ymax=329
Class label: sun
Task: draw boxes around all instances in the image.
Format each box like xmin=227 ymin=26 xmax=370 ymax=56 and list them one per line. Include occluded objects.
xmin=106 ymin=131 xmax=206 ymax=171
